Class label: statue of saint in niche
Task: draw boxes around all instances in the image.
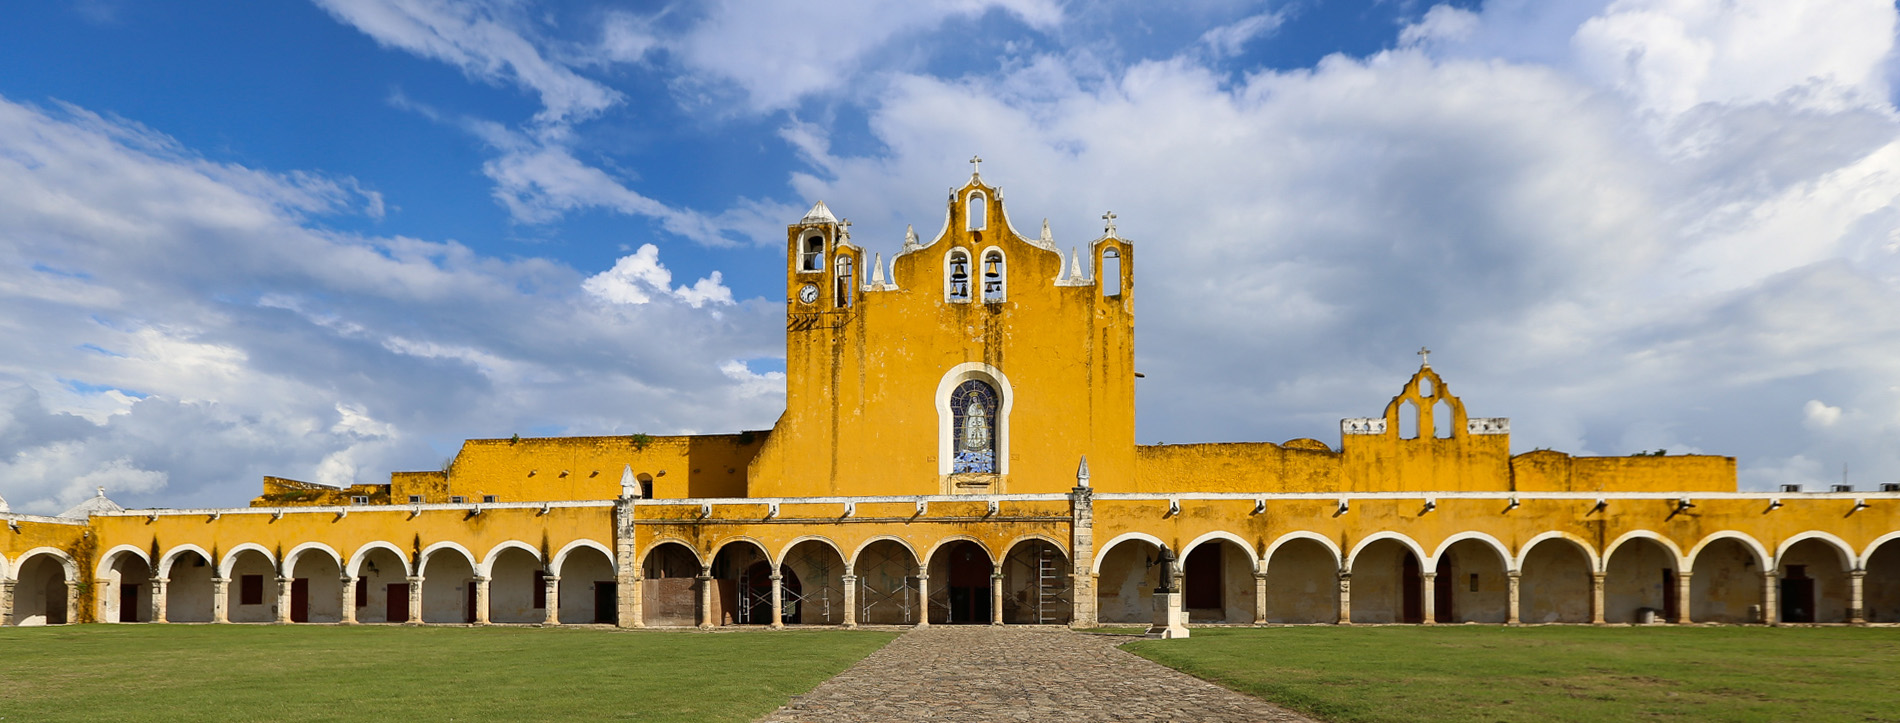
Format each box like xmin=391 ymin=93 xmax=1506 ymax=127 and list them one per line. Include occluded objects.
xmin=951 ymin=380 xmax=997 ymax=473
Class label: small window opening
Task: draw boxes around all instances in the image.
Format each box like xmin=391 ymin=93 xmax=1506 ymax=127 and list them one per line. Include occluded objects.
xmin=407 ymin=495 xmax=423 ymax=504
xmin=449 ymin=495 xmax=466 ymax=504
xmin=835 ymin=256 xmax=854 ymax=308
xmin=239 ymin=575 xmax=264 ymax=605
xmin=636 ymin=473 xmax=654 ymax=499
xmin=947 ymin=250 xmax=972 ymax=302
xmin=1399 ymin=400 xmax=1419 ymax=439
xmin=981 ymin=250 xmax=1004 ymax=303
xmin=1468 ymin=573 xmax=1480 ymax=592
xmin=800 ymin=235 xmax=824 ymax=272
xmin=967 ymin=192 xmax=986 ymax=230
xmin=1100 ymin=247 xmax=1121 ymax=297
xmin=349 ymin=495 xmax=370 ymax=505
xmin=482 ymin=494 xmax=499 ymax=504
xmin=1434 ymin=399 xmax=1454 ymax=439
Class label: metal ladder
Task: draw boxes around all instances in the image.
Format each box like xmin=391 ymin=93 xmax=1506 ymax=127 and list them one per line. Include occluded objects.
xmin=1037 ymin=544 xmax=1062 ymax=624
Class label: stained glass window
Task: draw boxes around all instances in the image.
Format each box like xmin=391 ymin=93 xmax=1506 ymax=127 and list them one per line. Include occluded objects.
xmin=951 ymin=379 xmax=998 ymax=473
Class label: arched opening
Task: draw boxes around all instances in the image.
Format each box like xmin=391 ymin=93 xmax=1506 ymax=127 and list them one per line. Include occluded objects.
xmin=288 ymin=550 xmax=342 ymax=623
xmin=420 ymin=548 xmax=477 ymax=624
xmin=101 ymin=551 xmax=152 ymax=623
xmin=928 ymin=541 xmax=994 ymax=624
xmin=1865 ymin=539 xmax=1900 ymax=623
xmin=1350 ymin=539 xmax=1423 ymax=624
xmin=1690 ymin=538 xmax=1763 ymax=623
xmin=487 ymin=547 xmax=543 ymax=623
xmin=980 ymin=249 xmax=1005 ymax=303
xmin=1399 ymin=400 xmax=1419 ymax=440
xmin=967 ymin=192 xmax=986 ymax=230
xmin=224 ymin=548 xmax=277 ymax=623
xmin=12 ymin=554 xmax=72 ymax=625
xmin=635 ymin=473 xmax=654 ymax=499
xmin=1099 ymin=248 xmax=1121 ymax=297
xmin=1778 ymin=538 xmax=1851 ymax=623
xmin=780 ymin=540 xmax=845 ymax=625
xmin=1182 ymin=539 xmax=1253 ymax=624
xmin=743 ymin=561 xmax=799 ymax=624
xmin=949 ymin=379 xmax=999 ymax=474
xmin=557 ymin=547 xmax=617 ymax=625
xmin=163 ymin=550 xmax=215 ymax=623
xmin=352 ymin=546 xmax=408 ymax=623
xmin=640 ymin=542 xmax=701 ymax=626
xmin=854 ymin=540 xmax=920 ymax=625
xmin=1432 ymin=540 xmax=1509 ymax=623
xmin=1002 ymin=539 xmax=1071 ymax=624
xmin=835 ymin=256 xmax=854 ymax=308
xmin=1518 ymin=539 xmax=1592 ymax=623
xmin=1265 ymin=539 xmax=1337 ymax=624
xmin=946 ymin=249 xmax=972 ymax=301
xmin=1603 ymin=538 xmax=1678 ymax=624
xmin=710 ymin=542 xmax=770 ymax=625
xmin=1095 ymin=538 xmax=1160 ymax=624
xmin=1433 ymin=399 xmax=1454 ymax=438
xmin=800 ymin=234 xmax=824 ymax=272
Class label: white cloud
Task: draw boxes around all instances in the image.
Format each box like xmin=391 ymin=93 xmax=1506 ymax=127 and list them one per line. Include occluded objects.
xmin=583 ymin=244 xmax=734 ymax=309
xmin=1198 ymin=10 xmax=1288 ymax=58
xmin=1804 ymin=400 xmax=1843 ymax=429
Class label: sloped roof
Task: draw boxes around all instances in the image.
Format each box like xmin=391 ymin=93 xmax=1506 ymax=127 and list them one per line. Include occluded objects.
xmin=800 ymin=200 xmax=838 ymax=224
xmin=59 ymin=487 xmax=124 ymax=519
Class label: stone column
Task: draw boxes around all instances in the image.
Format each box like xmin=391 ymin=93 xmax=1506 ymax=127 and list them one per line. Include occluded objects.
xmin=1420 ymin=572 xmax=1436 ymax=625
xmin=990 ymin=567 xmax=1005 ymax=626
xmin=1336 ymin=572 xmax=1352 ymax=625
xmin=626 ymin=571 xmax=644 ymax=628
xmin=695 ymin=570 xmax=714 ymax=629
xmin=275 ymin=577 xmax=294 ymax=623
xmin=769 ymin=573 xmax=785 ymax=629
xmin=1069 ymin=484 xmax=1097 ymax=628
xmin=66 ymin=583 xmax=79 ymax=626
xmin=406 ymin=576 xmax=424 ymax=624
xmin=1590 ymin=573 xmax=1606 ymax=624
xmin=95 ymin=580 xmax=114 ymax=623
xmin=914 ymin=573 xmax=931 ymax=627
xmin=1252 ymin=571 xmax=1269 ymax=625
xmin=212 ymin=577 xmax=230 ymax=623
xmin=614 ymin=496 xmax=641 ymax=629
xmin=842 ymin=572 xmax=859 ymax=628
xmin=339 ymin=576 xmax=357 ymax=624
xmin=150 ymin=578 xmax=168 ymax=623
xmin=1761 ymin=571 xmax=1779 ymax=625
xmin=544 ymin=575 xmax=562 ymax=626
xmin=0 ymin=579 xmax=13 ymax=626
xmin=1507 ymin=572 xmax=1522 ymax=625
xmin=1849 ymin=569 xmax=1866 ymax=625
xmin=1674 ymin=572 xmax=1693 ymax=624
xmin=473 ymin=576 xmax=491 ymax=625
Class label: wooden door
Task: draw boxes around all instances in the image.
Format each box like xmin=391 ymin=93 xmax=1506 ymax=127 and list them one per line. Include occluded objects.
xmin=290 ymin=578 xmax=310 ymax=623
xmin=1401 ymin=555 xmax=1423 ymax=624
xmin=1185 ymin=545 xmax=1222 ymax=610
xmin=1781 ymin=568 xmax=1815 ymax=623
xmin=387 ymin=583 xmax=409 ymax=623
xmin=465 ymin=583 xmax=478 ymax=623
xmin=120 ymin=583 xmax=139 ymax=623
xmin=1662 ymin=570 xmax=1679 ymax=621
xmin=947 ymin=543 xmax=989 ymax=624
xmin=1432 ymin=558 xmax=1454 ymax=623
xmin=594 ymin=582 xmax=617 ymax=624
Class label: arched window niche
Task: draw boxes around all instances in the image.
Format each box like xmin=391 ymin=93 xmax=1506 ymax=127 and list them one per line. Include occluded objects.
xmin=801 ymin=234 xmax=824 ymax=272
xmin=967 ymin=192 xmax=987 ymax=230
xmin=835 ymin=255 xmax=854 ymax=308
xmin=1100 ymin=247 xmax=1121 ymax=297
xmin=945 ymin=249 xmax=972 ymax=302
xmin=937 ymin=363 xmax=1012 ymax=478
xmin=980 ymin=248 xmax=1005 ymax=303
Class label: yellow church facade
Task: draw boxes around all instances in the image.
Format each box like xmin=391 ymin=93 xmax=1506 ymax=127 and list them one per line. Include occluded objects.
xmin=5 ymin=172 xmax=1900 ymax=631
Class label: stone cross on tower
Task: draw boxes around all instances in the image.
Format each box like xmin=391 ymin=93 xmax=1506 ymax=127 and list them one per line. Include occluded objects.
xmin=1102 ymin=210 xmax=1117 ymax=236
xmin=969 ymin=155 xmax=982 ymax=175
xmin=839 ymin=218 xmax=852 ymax=241
xmin=1417 ymin=346 xmax=1432 ymax=368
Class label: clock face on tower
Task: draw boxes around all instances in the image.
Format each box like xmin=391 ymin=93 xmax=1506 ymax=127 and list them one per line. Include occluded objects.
xmin=798 ymin=284 xmax=819 ymax=305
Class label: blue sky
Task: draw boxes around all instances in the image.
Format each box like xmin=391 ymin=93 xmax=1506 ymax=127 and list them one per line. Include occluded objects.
xmin=1 ymin=0 xmax=1898 ymax=512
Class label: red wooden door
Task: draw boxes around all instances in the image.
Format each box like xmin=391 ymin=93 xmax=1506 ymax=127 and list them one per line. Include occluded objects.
xmin=290 ymin=578 xmax=310 ymax=623
xmin=387 ymin=583 xmax=409 ymax=622
xmin=1184 ymin=545 xmax=1222 ymax=610
xmin=120 ymin=583 xmax=138 ymax=622
xmin=465 ymin=583 xmax=478 ymax=623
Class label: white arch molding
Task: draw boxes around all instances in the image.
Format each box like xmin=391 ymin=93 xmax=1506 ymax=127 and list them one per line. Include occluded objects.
xmin=479 ymin=541 xmax=542 ymax=577
xmin=1860 ymin=531 xmax=1900 ymax=566
xmin=1345 ymin=532 xmax=1428 ymax=572
xmin=13 ymin=547 xmax=78 ymax=582
xmin=157 ymin=544 xmax=213 ymax=579
xmin=551 ymin=539 xmax=616 ymax=577
xmin=641 ymin=537 xmax=707 ymax=569
xmin=1601 ymin=530 xmax=1686 ymax=573
xmin=282 ymin=542 xmax=343 ymax=575
xmin=923 ymin=535 xmax=996 ymax=567
xmin=849 ymin=536 xmax=922 ymax=570
xmin=776 ymin=535 xmax=848 ymax=569
xmin=346 ymin=542 xmax=410 ymax=577
xmin=1684 ymin=531 xmax=1770 ymax=571
xmin=1513 ymin=531 xmax=1601 ymax=573
xmin=94 ymin=545 xmax=152 ymax=578
xmin=217 ymin=543 xmax=276 ymax=579
xmin=937 ymin=362 xmax=1013 ymax=475
xmin=1181 ymin=531 xmax=1259 ymax=573
xmin=1091 ymin=532 xmax=1166 ymax=575
xmin=1263 ymin=532 xmax=1343 ymax=571
xmin=1775 ymin=531 xmax=1858 ymax=570
xmin=1430 ymin=531 xmax=1514 ymax=572
xmin=417 ymin=541 xmax=478 ymax=577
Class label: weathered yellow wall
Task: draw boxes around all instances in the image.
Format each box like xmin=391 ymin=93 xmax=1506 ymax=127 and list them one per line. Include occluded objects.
xmin=390 ymin=433 xmax=765 ymax=503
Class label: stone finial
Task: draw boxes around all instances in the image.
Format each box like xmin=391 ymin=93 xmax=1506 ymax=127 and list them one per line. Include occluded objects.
xmin=1068 ymin=247 xmax=1084 ymax=281
xmin=903 ymin=224 xmax=921 ymax=249
xmin=969 ymin=154 xmax=983 ymax=175
xmin=1041 ymin=218 xmax=1053 ymax=246
xmin=1417 ymin=346 xmax=1431 ymax=367
xmin=1076 ymin=455 xmax=1090 ymax=488
xmin=870 ymin=252 xmax=887 ymax=286
xmin=620 ymin=464 xmax=639 ymax=499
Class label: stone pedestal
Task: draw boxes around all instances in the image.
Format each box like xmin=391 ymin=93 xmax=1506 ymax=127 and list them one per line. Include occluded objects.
xmin=1147 ymin=591 xmax=1189 ymax=639
xmin=275 ymin=577 xmax=294 ymax=623
xmin=1506 ymin=572 xmax=1521 ymax=625
xmin=841 ymin=573 xmax=859 ymax=628
xmin=769 ymin=574 xmax=785 ymax=629
xmin=212 ymin=577 xmax=230 ymax=623
xmin=472 ymin=576 xmax=491 ymax=625
xmin=406 ymin=576 xmax=424 ymax=624
xmin=151 ymin=579 xmax=168 ymax=624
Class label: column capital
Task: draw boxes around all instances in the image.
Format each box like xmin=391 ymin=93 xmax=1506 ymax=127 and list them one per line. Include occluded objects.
xmin=473 ymin=576 xmax=491 ymax=583
xmin=768 ymin=574 xmax=782 ymax=582
xmin=408 ymin=575 xmax=425 ymax=583
xmin=339 ymin=576 xmax=355 ymax=584
xmin=842 ymin=574 xmax=858 ymax=583
xmin=1676 ymin=571 xmax=1693 ymax=579
xmin=1253 ymin=571 xmax=1268 ymax=581
xmin=1849 ymin=569 xmax=1867 ymax=579
xmin=1421 ymin=571 xmax=1437 ymax=579
xmin=1336 ymin=571 xmax=1352 ymax=580
xmin=276 ymin=577 xmax=293 ymax=584
xmin=693 ymin=574 xmax=710 ymax=582
xmin=914 ymin=573 xmax=930 ymax=581
xmin=1507 ymin=570 xmax=1522 ymax=580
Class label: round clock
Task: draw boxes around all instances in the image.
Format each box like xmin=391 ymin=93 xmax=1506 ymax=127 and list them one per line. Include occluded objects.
xmin=798 ymin=284 xmax=819 ymax=305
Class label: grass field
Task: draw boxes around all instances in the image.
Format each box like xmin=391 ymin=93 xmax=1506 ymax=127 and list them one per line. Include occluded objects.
xmin=0 ymin=625 xmax=895 ymax=722
xmin=1122 ymin=626 xmax=1900 ymax=723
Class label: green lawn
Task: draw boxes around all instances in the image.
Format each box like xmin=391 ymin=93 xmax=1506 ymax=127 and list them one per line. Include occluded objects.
xmin=0 ymin=625 xmax=895 ymax=722
xmin=1122 ymin=626 xmax=1900 ymax=723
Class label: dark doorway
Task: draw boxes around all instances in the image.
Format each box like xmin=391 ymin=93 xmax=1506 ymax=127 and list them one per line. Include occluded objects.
xmin=119 ymin=583 xmax=139 ymax=623
xmin=1184 ymin=544 xmax=1223 ymax=610
xmin=387 ymin=583 xmax=409 ymax=623
xmin=1663 ymin=569 xmax=1679 ymax=621
xmin=465 ymin=583 xmax=478 ymax=623
xmin=1782 ymin=566 xmax=1816 ymax=623
xmin=290 ymin=578 xmax=310 ymax=623
xmin=1401 ymin=554 xmax=1423 ymax=624
xmin=946 ymin=542 xmax=991 ymax=624
xmin=594 ymin=582 xmax=617 ymax=624
xmin=1432 ymin=557 xmax=1454 ymax=623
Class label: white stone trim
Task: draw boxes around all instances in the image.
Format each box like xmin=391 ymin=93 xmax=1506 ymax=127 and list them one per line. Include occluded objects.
xmin=1341 ymin=418 xmax=1386 ymax=435
xmin=346 ymin=541 xmax=411 ymax=578
xmin=936 ymin=362 xmax=1013 ymax=476
xmin=1775 ymin=530 xmax=1858 ymax=570
xmin=157 ymin=544 xmax=213 ymax=579
xmin=417 ymin=541 xmax=478 ymax=577
xmin=1466 ymin=417 xmax=1510 ymax=435
xmin=283 ymin=542 xmax=343 ymax=576
xmin=478 ymin=541 xmax=541 ymax=577
xmin=1512 ymin=531 xmax=1600 ymax=573
xmin=1345 ymin=532 xmax=1428 ymax=573
xmin=1601 ymin=530 xmax=1685 ymax=574
xmin=1181 ymin=531 xmax=1259 ymax=573
xmin=707 ymin=536 xmax=773 ymax=566
xmin=641 ymin=537 xmax=706 ymax=569
xmin=10 ymin=547 xmax=77 ymax=583
xmin=550 ymin=539 xmax=615 ymax=577
xmin=1263 ymin=531 xmax=1343 ymax=571
xmin=1684 ymin=531 xmax=1770 ymax=571
xmin=218 ymin=543 xmax=276 ymax=579
xmin=1430 ymin=531 xmax=1514 ymax=572
xmin=1091 ymin=532 xmax=1166 ymax=575
xmin=95 ymin=545 xmax=152 ymax=579
xmin=922 ymin=535 xmax=995 ymax=568
xmin=776 ymin=536 xmax=848 ymax=569
xmin=849 ymin=536 xmax=922 ymax=570
xmin=1859 ymin=531 xmax=1900 ymax=567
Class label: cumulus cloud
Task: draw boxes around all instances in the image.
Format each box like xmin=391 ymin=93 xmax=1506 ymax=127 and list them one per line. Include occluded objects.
xmin=1804 ymin=400 xmax=1843 ymax=429
xmin=0 ymin=95 xmax=780 ymax=513
xmin=583 ymin=244 xmax=735 ymax=308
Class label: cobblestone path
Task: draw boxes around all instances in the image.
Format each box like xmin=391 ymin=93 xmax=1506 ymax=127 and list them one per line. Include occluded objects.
xmin=756 ymin=626 xmax=1315 ymax=722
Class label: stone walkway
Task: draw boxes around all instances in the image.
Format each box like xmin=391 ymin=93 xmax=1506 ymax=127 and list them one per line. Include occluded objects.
xmin=756 ymin=626 xmax=1315 ymax=722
